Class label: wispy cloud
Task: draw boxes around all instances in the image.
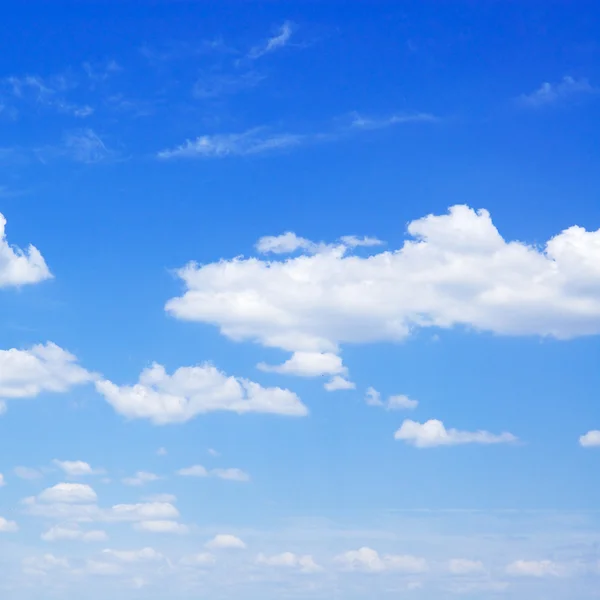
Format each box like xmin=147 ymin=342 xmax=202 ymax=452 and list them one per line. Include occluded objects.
xmin=248 ymin=21 xmax=294 ymax=59
xmin=62 ymin=129 xmax=111 ymax=163
xmin=518 ymin=76 xmax=597 ymax=108
xmin=193 ymin=70 xmax=265 ymax=99
xmin=157 ymin=110 xmax=438 ymax=160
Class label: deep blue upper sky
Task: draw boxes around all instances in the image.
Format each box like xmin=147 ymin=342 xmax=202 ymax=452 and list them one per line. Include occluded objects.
xmin=1 ymin=2 xmax=600 ymax=599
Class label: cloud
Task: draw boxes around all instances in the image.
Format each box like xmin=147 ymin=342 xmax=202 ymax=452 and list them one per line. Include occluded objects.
xmin=256 ymin=232 xmax=316 ymax=255
xmin=180 ymin=552 xmax=216 ymax=566
xmin=41 ymin=524 xmax=107 ymax=542
xmin=248 ymin=21 xmax=293 ymax=59
xmin=95 ymin=361 xmax=307 ymax=425
xmin=0 ymin=343 xmax=93 ymax=408
xmin=579 ymin=430 xmax=600 ymax=447
xmin=63 ymin=129 xmax=110 ymax=163
xmin=14 ymin=466 xmax=42 ymax=480
xmin=22 ymin=553 xmax=69 ymax=575
xmin=177 ymin=465 xmax=250 ymax=482
xmin=38 ymin=483 xmax=98 ymax=504
xmin=165 ymin=205 xmax=600 ymax=381
xmin=156 ymin=447 xmax=168 ymax=456
xmin=324 ymin=376 xmax=356 ymax=391
xmin=158 ymin=128 xmax=305 ymax=159
xmin=506 ymin=560 xmax=567 ymax=577
xmin=193 ymin=71 xmax=265 ymax=99
xmin=394 ymin=419 xmax=517 ymax=448
xmin=518 ymin=76 xmax=597 ymax=108
xmin=0 ymin=517 xmax=18 ymax=532
xmin=122 ymin=471 xmax=160 ymax=486
xmin=208 ymin=448 xmax=220 ymax=457
xmin=365 ymin=387 xmax=418 ymax=410
xmin=0 ymin=212 xmax=52 ymax=287
xmin=447 ymin=559 xmax=486 ymax=575
xmin=134 ymin=520 xmax=188 ymax=534
xmin=53 ymin=460 xmax=99 ymax=477
xmin=258 ymin=351 xmax=346 ymax=377
xmin=351 ymin=112 xmax=438 ymax=129
xmin=339 ymin=235 xmax=384 ymax=248
xmin=335 ymin=547 xmax=427 ymax=573
xmin=143 ymin=493 xmax=176 ymax=503
xmin=0 ymin=473 xmax=4 ymax=486
xmin=205 ymin=534 xmax=246 ymax=550
xmin=102 ymin=547 xmax=163 ymax=562
xmin=256 ymin=552 xmax=323 ymax=573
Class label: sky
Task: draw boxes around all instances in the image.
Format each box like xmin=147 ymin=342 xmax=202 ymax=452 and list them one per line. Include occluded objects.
xmin=1 ymin=1 xmax=600 ymax=598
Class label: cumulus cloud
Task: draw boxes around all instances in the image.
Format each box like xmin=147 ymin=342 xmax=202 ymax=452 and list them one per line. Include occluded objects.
xmin=324 ymin=375 xmax=356 ymax=391
xmin=41 ymin=524 xmax=107 ymax=542
xmin=95 ymin=362 xmax=307 ymax=424
xmin=176 ymin=465 xmax=250 ymax=482
xmin=122 ymin=471 xmax=160 ymax=486
xmin=0 ymin=516 xmax=18 ymax=532
xmin=134 ymin=520 xmax=188 ymax=534
xmin=38 ymin=483 xmax=97 ymax=504
xmin=258 ymin=351 xmax=346 ymax=377
xmin=506 ymin=560 xmax=567 ymax=577
xmin=205 ymin=534 xmax=246 ymax=550
xmin=579 ymin=430 xmax=600 ymax=447
xmin=335 ymin=547 xmax=427 ymax=573
xmin=53 ymin=460 xmax=99 ymax=477
xmin=447 ymin=558 xmax=486 ymax=575
xmin=181 ymin=552 xmax=216 ymax=566
xmin=0 ymin=343 xmax=93 ymax=407
xmin=0 ymin=213 xmax=52 ymax=287
xmin=22 ymin=553 xmax=69 ymax=575
xmin=394 ymin=419 xmax=517 ymax=448
xmin=365 ymin=387 xmax=418 ymax=410
xmin=102 ymin=547 xmax=163 ymax=562
xmin=256 ymin=552 xmax=323 ymax=573
xmin=166 ymin=205 xmax=600 ymax=383
xmin=256 ymin=232 xmax=316 ymax=255
xmin=518 ymin=76 xmax=597 ymax=108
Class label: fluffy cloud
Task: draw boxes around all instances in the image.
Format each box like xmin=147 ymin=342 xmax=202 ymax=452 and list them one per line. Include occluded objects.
xmin=256 ymin=552 xmax=323 ymax=573
xmin=122 ymin=471 xmax=160 ymax=486
xmin=41 ymin=524 xmax=107 ymax=542
xmin=335 ymin=547 xmax=428 ymax=573
xmin=166 ymin=206 xmax=600 ymax=377
xmin=518 ymin=76 xmax=596 ymax=108
xmin=447 ymin=559 xmax=486 ymax=575
xmin=102 ymin=547 xmax=163 ymax=562
xmin=394 ymin=419 xmax=517 ymax=448
xmin=258 ymin=351 xmax=346 ymax=377
xmin=0 ymin=516 xmax=18 ymax=532
xmin=22 ymin=554 xmax=69 ymax=575
xmin=365 ymin=387 xmax=418 ymax=410
xmin=38 ymin=483 xmax=97 ymax=504
xmin=181 ymin=552 xmax=216 ymax=566
xmin=95 ymin=362 xmax=307 ymax=424
xmin=0 ymin=343 xmax=93 ymax=407
xmin=53 ymin=460 xmax=99 ymax=477
xmin=0 ymin=212 xmax=52 ymax=287
xmin=506 ymin=560 xmax=567 ymax=577
xmin=324 ymin=375 xmax=356 ymax=391
xmin=177 ymin=465 xmax=250 ymax=482
xmin=134 ymin=520 xmax=188 ymax=534
xmin=579 ymin=430 xmax=600 ymax=447
xmin=205 ymin=534 xmax=246 ymax=550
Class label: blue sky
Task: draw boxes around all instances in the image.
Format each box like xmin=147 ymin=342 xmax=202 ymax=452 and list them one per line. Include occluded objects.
xmin=1 ymin=2 xmax=600 ymax=598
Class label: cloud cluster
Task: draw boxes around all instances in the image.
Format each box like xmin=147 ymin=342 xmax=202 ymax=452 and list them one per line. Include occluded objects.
xmin=335 ymin=547 xmax=428 ymax=573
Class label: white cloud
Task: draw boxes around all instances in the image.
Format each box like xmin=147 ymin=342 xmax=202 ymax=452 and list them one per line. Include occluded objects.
xmin=102 ymin=547 xmax=163 ymax=562
xmin=143 ymin=493 xmax=176 ymax=503
xmin=365 ymin=387 xmax=418 ymax=410
xmin=165 ymin=205 xmax=600 ymax=372
xmin=205 ymin=533 xmax=246 ymax=550
xmin=518 ymin=76 xmax=596 ymax=108
xmin=335 ymin=547 xmax=427 ymax=573
xmin=258 ymin=351 xmax=346 ymax=377
xmin=38 ymin=483 xmax=97 ymax=504
xmin=0 ymin=516 xmax=18 ymax=532
xmin=14 ymin=466 xmax=42 ymax=480
xmin=208 ymin=448 xmax=220 ymax=457
xmin=506 ymin=560 xmax=567 ymax=577
xmin=447 ymin=559 xmax=486 ymax=575
xmin=157 ymin=128 xmax=304 ymax=159
xmin=0 ymin=473 xmax=4 ymax=486
xmin=181 ymin=552 xmax=216 ymax=566
xmin=256 ymin=552 xmax=323 ymax=573
xmin=177 ymin=465 xmax=250 ymax=482
xmin=394 ymin=419 xmax=517 ymax=448
xmin=324 ymin=375 xmax=356 ymax=391
xmin=95 ymin=362 xmax=307 ymax=425
xmin=134 ymin=520 xmax=188 ymax=534
xmin=156 ymin=447 xmax=168 ymax=456
xmin=0 ymin=212 xmax=52 ymax=287
xmin=248 ymin=21 xmax=293 ymax=59
xmin=339 ymin=235 xmax=384 ymax=248
xmin=177 ymin=465 xmax=208 ymax=477
xmin=22 ymin=553 xmax=69 ymax=575
xmin=41 ymin=524 xmax=107 ymax=542
xmin=85 ymin=559 xmax=122 ymax=576
xmin=0 ymin=343 xmax=93 ymax=406
xmin=63 ymin=129 xmax=109 ymax=163
xmin=122 ymin=471 xmax=160 ymax=486
xmin=256 ymin=232 xmax=316 ymax=255
xmin=109 ymin=502 xmax=179 ymax=523
xmin=351 ymin=112 xmax=437 ymax=129
xmin=53 ymin=460 xmax=98 ymax=477
xmin=579 ymin=430 xmax=600 ymax=447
